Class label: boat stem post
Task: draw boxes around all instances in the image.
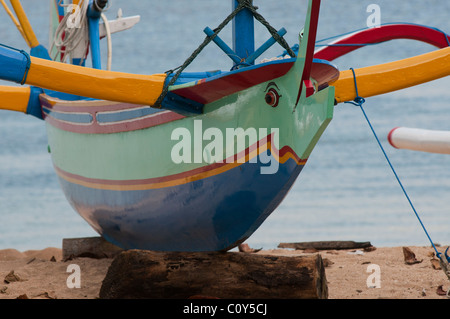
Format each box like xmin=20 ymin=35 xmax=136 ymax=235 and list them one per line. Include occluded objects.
xmin=232 ymin=0 xmax=255 ymax=66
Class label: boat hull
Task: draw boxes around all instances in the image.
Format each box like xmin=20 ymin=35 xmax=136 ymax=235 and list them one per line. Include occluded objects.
xmin=55 ymin=153 xmax=303 ymax=251
xmin=42 ymin=59 xmax=335 ymax=251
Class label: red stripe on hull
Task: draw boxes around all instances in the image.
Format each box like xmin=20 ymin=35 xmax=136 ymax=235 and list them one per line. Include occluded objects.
xmin=53 ymin=134 xmax=305 ymax=190
xmin=40 ymin=96 xmax=185 ymax=134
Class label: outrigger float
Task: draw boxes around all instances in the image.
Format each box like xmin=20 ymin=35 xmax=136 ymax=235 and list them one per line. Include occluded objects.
xmin=0 ymin=0 xmax=449 ymax=274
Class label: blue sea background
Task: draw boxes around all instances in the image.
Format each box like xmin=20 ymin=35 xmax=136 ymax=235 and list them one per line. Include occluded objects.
xmin=1 ymin=0 xmax=450 ymax=251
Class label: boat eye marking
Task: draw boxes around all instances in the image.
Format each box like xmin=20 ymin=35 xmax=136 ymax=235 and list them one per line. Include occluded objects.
xmin=264 ymin=82 xmax=282 ymax=108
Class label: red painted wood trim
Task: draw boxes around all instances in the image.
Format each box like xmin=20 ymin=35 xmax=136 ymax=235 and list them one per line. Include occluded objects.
xmin=171 ymin=60 xmax=294 ymax=105
xmin=314 ymin=23 xmax=450 ymax=62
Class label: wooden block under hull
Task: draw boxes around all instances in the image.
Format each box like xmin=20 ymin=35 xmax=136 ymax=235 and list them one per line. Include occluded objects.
xmin=99 ymin=250 xmax=328 ymax=299
xmin=62 ymin=236 xmax=123 ymax=260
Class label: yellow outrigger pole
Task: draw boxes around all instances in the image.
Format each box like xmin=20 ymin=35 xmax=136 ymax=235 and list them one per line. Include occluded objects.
xmin=0 ymin=0 xmax=165 ymax=114
xmin=0 ymin=52 xmax=167 ymax=109
xmin=14 ymin=45 xmax=450 ymax=109
xmin=0 ymin=0 xmax=49 ymax=115
xmin=8 ymin=0 xmax=40 ymax=49
xmin=1 ymin=0 xmax=450 ymax=114
xmin=2 ymin=46 xmax=450 ymax=115
xmin=0 ymin=0 xmax=31 ymax=47
xmin=0 ymin=86 xmax=31 ymax=113
xmin=332 ymin=46 xmax=450 ymax=104
xmin=26 ymin=57 xmax=167 ymax=106
xmin=4 ymin=0 xmax=51 ymax=61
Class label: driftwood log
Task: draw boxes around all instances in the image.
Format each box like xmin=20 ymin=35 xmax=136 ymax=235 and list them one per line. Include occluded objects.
xmin=278 ymin=240 xmax=373 ymax=251
xmin=99 ymin=250 xmax=328 ymax=299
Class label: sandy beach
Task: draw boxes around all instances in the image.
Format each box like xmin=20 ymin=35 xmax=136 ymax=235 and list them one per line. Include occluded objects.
xmin=0 ymin=245 xmax=448 ymax=299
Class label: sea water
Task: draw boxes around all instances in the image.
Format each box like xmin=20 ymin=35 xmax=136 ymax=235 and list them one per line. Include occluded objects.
xmin=1 ymin=0 xmax=450 ymax=251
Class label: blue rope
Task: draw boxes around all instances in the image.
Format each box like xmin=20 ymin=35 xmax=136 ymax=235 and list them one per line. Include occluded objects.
xmin=345 ymin=68 xmax=442 ymax=259
xmin=344 ymin=68 xmax=366 ymax=107
xmin=20 ymin=50 xmax=31 ymax=85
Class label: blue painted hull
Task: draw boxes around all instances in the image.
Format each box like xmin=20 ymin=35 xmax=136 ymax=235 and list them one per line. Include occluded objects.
xmin=57 ymin=157 xmax=303 ymax=251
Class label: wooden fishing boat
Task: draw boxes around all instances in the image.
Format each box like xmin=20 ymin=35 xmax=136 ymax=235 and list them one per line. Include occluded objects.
xmin=1 ymin=0 xmax=450 ymax=252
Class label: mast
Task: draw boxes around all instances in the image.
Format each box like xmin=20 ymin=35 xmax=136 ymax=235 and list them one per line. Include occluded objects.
xmin=232 ymin=0 xmax=255 ymax=66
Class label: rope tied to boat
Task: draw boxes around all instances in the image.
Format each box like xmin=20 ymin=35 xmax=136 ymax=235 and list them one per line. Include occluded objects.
xmin=153 ymin=0 xmax=296 ymax=109
xmin=345 ymin=67 xmax=450 ymax=293
xmin=344 ymin=68 xmax=365 ymax=107
xmin=51 ymin=0 xmax=90 ymax=63
xmin=18 ymin=49 xmax=30 ymax=85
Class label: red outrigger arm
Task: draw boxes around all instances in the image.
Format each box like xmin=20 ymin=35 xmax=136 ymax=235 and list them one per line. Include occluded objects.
xmin=314 ymin=23 xmax=450 ymax=61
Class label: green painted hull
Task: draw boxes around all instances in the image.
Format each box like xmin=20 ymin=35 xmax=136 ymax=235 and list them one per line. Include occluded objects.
xmin=42 ymin=59 xmax=335 ymax=250
xmin=40 ymin=0 xmax=338 ymax=251
xmin=46 ymin=76 xmax=334 ymax=182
